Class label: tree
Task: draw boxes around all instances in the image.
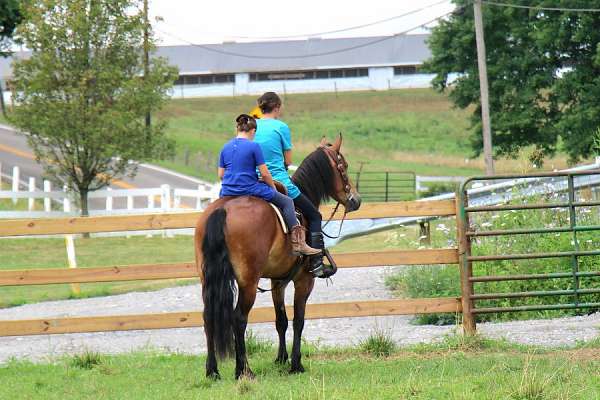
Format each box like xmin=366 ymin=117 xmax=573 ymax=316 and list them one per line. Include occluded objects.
xmin=0 ymin=0 xmax=22 ymax=116
xmin=424 ymin=0 xmax=600 ymax=165
xmin=0 ymin=0 xmax=21 ymax=57
xmin=9 ymin=0 xmax=178 ymax=215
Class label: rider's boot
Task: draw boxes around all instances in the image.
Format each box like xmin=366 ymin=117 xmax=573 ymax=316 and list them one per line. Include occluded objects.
xmin=307 ymin=232 xmax=337 ymax=279
xmin=290 ymin=226 xmax=321 ymax=256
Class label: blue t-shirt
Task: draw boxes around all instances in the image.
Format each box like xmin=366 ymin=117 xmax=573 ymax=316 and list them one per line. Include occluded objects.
xmin=254 ymin=119 xmax=301 ymax=199
xmin=218 ymin=137 xmax=274 ymax=201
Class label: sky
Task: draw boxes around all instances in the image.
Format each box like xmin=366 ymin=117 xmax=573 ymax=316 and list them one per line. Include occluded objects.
xmin=149 ymin=0 xmax=456 ymax=46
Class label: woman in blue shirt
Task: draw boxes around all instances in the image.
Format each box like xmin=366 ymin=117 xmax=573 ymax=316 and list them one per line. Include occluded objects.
xmin=218 ymin=114 xmax=319 ymax=256
xmin=253 ymin=92 xmax=333 ymax=278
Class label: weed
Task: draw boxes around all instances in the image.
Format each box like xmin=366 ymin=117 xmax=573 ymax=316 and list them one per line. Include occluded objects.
xmin=70 ymin=351 xmax=103 ymax=370
xmin=245 ymin=330 xmax=273 ymax=356
xmin=359 ymin=329 xmax=396 ymax=357
xmin=236 ymin=377 xmax=255 ymax=396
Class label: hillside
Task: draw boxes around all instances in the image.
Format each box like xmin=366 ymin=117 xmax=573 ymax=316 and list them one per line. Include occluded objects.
xmin=155 ymin=89 xmax=578 ymax=182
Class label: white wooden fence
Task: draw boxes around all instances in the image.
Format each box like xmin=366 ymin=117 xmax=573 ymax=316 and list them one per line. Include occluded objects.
xmin=0 ymin=164 xmax=219 ymax=219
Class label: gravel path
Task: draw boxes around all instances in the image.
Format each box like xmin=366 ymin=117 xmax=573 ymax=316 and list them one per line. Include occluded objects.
xmin=0 ymin=266 xmax=599 ymax=363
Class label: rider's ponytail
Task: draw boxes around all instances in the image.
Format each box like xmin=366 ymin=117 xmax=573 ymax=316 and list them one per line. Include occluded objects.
xmin=257 ymin=92 xmax=282 ymax=114
xmin=235 ymin=114 xmax=257 ymax=132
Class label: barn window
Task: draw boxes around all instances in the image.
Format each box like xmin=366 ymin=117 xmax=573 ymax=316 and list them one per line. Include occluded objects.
xmin=394 ymin=65 xmax=418 ymax=75
xmin=248 ymin=68 xmax=370 ymax=81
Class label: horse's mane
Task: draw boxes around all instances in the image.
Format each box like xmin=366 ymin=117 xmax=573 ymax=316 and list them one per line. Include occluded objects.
xmin=292 ymin=147 xmax=334 ymax=207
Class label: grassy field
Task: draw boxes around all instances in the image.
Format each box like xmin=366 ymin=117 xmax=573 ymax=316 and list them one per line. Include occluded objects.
xmin=0 ymin=335 xmax=599 ymax=399
xmin=154 ymin=89 xmax=583 ymax=181
xmin=0 ymin=236 xmax=198 ymax=308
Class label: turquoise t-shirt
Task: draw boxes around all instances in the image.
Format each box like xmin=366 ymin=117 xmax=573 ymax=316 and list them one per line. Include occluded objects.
xmin=254 ymin=118 xmax=301 ymax=199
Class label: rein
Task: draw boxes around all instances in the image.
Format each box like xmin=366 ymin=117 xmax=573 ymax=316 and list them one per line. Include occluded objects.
xmin=319 ymin=145 xmax=353 ymax=239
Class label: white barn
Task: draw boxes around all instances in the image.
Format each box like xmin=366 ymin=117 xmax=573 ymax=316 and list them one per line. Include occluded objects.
xmin=0 ymin=33 xmax=434 ymax=99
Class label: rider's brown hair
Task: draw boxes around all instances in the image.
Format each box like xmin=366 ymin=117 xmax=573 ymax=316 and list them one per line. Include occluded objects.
xmin=236 ymin=114 xmax=257 ymax=132
xmin=257 ymin=92 xmax=282 ymax=114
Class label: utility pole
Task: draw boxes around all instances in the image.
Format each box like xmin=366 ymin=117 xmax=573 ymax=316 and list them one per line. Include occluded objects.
xmin=143 ymin=0 xmax=151 ymax=131
xmin=473 ymin=0 xmax=494 ymax=175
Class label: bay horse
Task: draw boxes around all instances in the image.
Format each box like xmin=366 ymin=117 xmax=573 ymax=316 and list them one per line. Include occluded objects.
xmin=194 ymin=134 xmax=361 ymax=380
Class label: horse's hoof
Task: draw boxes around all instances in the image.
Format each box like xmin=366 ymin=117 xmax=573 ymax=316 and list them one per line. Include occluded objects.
xmin=275 ymin=355 xmax=288 ymax=364
xmin=290 ymin=364 xmax=305 ymax=374
xmin=206 ymin=371 xmax=221 ymax=380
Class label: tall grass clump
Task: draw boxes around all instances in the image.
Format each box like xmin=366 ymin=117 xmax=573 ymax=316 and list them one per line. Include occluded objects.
xmin=359 ymin=329 xmax=397 ymax=357
xmin=387 ymin=182 xmax=600 ymax=324
xmin=70 ymin=351 xmax=103 ymax=370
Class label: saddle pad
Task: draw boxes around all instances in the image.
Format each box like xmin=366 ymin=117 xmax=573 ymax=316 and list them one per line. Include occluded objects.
xmin=270 ymin=203 xmax=288 ymax=234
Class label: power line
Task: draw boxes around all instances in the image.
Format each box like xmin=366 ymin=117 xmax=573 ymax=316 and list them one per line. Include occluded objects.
xmin=228 ymin=0 xmax=451 ymax=40
xmin=483 ymin=1 xmax=600 ymax=12
xmin=156 ymin=10 xmax=454 ymax=60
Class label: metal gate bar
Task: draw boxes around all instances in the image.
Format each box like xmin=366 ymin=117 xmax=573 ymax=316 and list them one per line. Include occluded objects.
xmin=457 ymin=170 xmax=600 ymax=327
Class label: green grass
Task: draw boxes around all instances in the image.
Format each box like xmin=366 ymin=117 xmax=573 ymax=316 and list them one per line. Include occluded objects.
xmin=0 ymin=336 xmax=599 ymax=399
xmin=3 ymin=89 xmax=592 ymax=182
xmin=0 ymin=236 xmax=197 ymax=308
xmin=154 ymin=89 xmax=585 ymax=181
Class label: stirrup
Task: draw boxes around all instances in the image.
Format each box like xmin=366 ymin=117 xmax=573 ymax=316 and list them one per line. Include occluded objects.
xmin=309 ymin=249 xmax=337 ymax=279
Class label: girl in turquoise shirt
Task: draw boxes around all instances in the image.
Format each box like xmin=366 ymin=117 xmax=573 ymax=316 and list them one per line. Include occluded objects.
xmin=254 ymin=92 xmax=334 ymax=279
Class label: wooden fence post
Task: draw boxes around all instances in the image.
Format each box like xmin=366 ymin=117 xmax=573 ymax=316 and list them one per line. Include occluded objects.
xmin=65 ymin=235 xmax=81 ymax=295
xmin=161 ymin=184 xmax=172 ymax=237
xmin=147 ymin=192 xmax=154 ymax=238
xmin=456 ymin=191 xmax=476 ymax=335
xmin=28 ymin=177 xmax=35 ymax=211
xmin=43 ymin=180 xmax=51 ymax=212
xmin=105 ymin=187 xmax=113 ymax=212
xmin=11 ymin=166 xmax=19 ymax=204
xmin=126 ymin=195 xmax=134 ymax=238
xmin=63 ymin=185 xmax=71 ymax=213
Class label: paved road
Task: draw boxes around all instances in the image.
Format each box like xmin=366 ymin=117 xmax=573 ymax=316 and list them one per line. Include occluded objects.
xmin=0 ymin=125 xmax=212 ymax=209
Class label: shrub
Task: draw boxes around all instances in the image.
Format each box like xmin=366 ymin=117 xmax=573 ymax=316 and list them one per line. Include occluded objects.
xmin=419 ymin=182 xmax=459 ymax=198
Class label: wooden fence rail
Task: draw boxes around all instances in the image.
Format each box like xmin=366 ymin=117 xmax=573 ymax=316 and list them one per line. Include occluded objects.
xmin=0 ymin=200 xmax=457 ymax=237
xmin=0 ymin=199 xmax=463 ymax=337
xmin=0 ymin=249 xmax=459 ymax=287
xmin=0 ymin=298 xmax=462 ymax=337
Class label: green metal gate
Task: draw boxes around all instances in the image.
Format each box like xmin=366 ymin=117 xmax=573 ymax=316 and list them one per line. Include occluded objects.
xmin=457 ymin=170 xmax=600 ymax=333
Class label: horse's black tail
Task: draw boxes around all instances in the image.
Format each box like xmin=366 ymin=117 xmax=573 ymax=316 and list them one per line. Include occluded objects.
xmin=201 ymin=207 xmax=236 ymax=358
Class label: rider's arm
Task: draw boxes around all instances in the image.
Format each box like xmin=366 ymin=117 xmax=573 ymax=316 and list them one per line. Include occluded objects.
xmin=284 ymin=150 xmax=292 ymax=168
xmin=218 ymin=167 xmax=225 ymax=180
xmin=258 ymin=164 xmax=276 ymax=189
xmin=281 ymin=123 xmax=293 ymax=168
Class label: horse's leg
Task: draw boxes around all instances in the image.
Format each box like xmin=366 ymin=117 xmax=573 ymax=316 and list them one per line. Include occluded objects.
xmin=271 ymin=282 xmax=289 ymax=364
xmin=290 ymin=273 xmax=315 ymax=373
xmin=234 ymin=283 xmax=258 ymax=380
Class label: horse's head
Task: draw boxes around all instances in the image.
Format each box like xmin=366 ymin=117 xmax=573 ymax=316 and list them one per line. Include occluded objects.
xmin=319 ymin=133 xmax=362 ymax=212
xmin=292 ymin=133 xmax=361 ymax=212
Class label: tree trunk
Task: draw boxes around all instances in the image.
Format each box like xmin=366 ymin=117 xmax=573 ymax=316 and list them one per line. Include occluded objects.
xmin=79 ymin=189 xmax=89 ymax=216
xmin=79 ymin=188 xmax=90 ymax=238
xmin=0 ymin=79 xmax=6 ymax=118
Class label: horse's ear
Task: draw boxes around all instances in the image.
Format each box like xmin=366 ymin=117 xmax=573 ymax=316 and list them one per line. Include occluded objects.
xmin=319 ymin=136 xmax=328 ymax=146
xmin=332 ymin=132 xmax=342 ymax=152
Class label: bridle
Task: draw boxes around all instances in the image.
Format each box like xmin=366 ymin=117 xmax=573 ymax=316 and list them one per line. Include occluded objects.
xmin=319 ymin=145 xmax=356 ymax=239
